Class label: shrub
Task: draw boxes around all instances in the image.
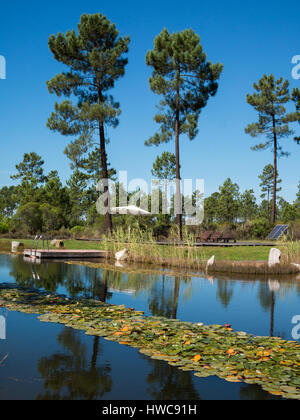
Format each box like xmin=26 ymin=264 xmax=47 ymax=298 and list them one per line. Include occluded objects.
xmin=0 ymin=221 xmax=9 ymax=234
xmin=235 ymin=219 xmax=272 ymax=240
xmin=249 ymin=219 xmax=272 ymax=239
xmin=289 ymin=220 xmax=300 ymax=240
xmin=40 ymin=204 xmax=64 ymax=231
xmin=70 ymin=225 xmax=86 ymax=238
xmin=11 ymin=202 xmax=42 ymax=234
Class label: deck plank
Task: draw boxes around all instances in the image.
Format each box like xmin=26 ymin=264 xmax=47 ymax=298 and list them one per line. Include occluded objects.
xmin=24 ymin=249 xmax=108 ymax=259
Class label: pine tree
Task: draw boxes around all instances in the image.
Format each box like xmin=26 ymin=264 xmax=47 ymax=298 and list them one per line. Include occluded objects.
xmin=296 ymin=182 xmax=300 ymax=206
xmin=11 ymin=152 xmax=46 ymax=204
xmin=239 ymin=189 xmax=257 ymax=222
xmin=46 ymin=13 xmax=130 ymax=233
xmin=151 ymin=152 xmax=176 ymax=181
xmin=151 ymin=152 xmax=176 ymax=222
xmin=245 ymin=75 xmax=297 ymax=224
xmin=42 ymin=170 xmax=71 ymax=220
xmin=258 ymin=164 xmax=282 ymax=222
xmin=291 ymin=88 xmax=300 ymax=144
xmin=145 ymin=28 xmax=223 ymax=239
xmin=0 ymin=186 xmax=17 ymax=218
xmin=66 ymin=169 xmax=90 ymax=226
xmin=204 ymin=192 xmax=219 ymax=225
xmin=216 ymin=178 xmax=240 ymax=223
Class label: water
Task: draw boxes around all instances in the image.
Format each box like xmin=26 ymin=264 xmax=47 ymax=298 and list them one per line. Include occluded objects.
xmin=0 ymin=253 xmax=299 ymax=400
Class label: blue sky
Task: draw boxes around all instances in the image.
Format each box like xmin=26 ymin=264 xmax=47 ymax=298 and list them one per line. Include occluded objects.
xmin=0 ymin=0 xmax=299 ymax=202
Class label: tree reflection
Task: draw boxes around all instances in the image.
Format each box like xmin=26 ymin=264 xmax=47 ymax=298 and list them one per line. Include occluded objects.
xmin=35 ymin=265 xmax=113 ymax=400
xmin=7 ymin=255 xmax=300 ymax=343
xmin=144 ymin=357 xmax=201 ymax=400
xmin=37 ymin=328 xmax=112 ymax=400
xmin=257 ymin=282 xmax=277 ymax=338
xmin=239 ymin=383 xmax=282 ymax=400
xmin=216 ymin=279 xmax=234 ymax=307
xmin=147 ymin=275 xmax=182 ymax=319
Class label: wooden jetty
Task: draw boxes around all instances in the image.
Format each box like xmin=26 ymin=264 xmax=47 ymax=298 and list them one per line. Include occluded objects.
xmin=24 ymin=249 xmax=108 ymax=260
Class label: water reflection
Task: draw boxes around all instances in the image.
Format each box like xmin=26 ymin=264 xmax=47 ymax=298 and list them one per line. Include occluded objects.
xmin=1 ymin=253 xmax=295 ymax=400
xmin=1 ymin=254 xmax=300 ymax=342
xmin=145 ymin=357 xmax=201 ymax=400
xmin=0 ymin=309 xmax=7 ymax=368
xmin=0 ymin=310 xmax=6 ymax=340
xmin=37 ymin=329 xmax=112 ymax=400
xmin=147 ymin=275 xmax=180 ymax=319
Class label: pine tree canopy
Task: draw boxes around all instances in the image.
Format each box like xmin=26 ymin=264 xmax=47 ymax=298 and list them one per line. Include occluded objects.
xmin=11 ymin=152 xmax=46 ymax=185
xmin=245 ymin=75 xmax=294 ymax=156
xmin=151 ymin=152 xmax=176 ymax=180
xmin=47 ymin=13 xmax=130 ymax=141
xmin=258 ymin=164 xmax=282 ymax=199
xmin=145 ymin=28 xmax=223 ymax=146
xmin=291 ymin=88 xmax=300 ymax=144
xmin=296 ymin=181 xmax=300 ymax=205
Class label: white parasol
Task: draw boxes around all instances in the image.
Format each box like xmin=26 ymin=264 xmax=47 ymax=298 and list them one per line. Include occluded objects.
xmin=110 ymin=205 xmax=151 ymax=216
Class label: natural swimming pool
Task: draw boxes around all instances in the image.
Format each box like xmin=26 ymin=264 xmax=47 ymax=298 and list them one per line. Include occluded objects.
xmin=0 ymin=254 xmax=299 ymax=400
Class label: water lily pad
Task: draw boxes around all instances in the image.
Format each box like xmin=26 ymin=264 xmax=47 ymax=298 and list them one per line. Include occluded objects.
xmin=1 ymin=283 xmax=300 ymax=400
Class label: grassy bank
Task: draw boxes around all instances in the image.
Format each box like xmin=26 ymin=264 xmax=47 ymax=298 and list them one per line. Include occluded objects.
xmin=1 ymin=236 xmax=299 ymax=274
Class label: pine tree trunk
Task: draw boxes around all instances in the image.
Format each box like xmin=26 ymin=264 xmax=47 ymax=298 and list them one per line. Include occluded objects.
xmin=99 ymin=122 xmax=113 ymax=234
xmin=175 ymin=78 xmax=183 ymax=241
xmin=267 ymin=187 xmax=270 ymax=223
xmin=272 ymin=116 xmax=277 ymax=225
xmin=97 ymin=82 xmax=112 ymax=234
xmin=270 ymin=291 xmax=275 ymax=338
xmin=172 ymin=277 xmax=180 ymax=319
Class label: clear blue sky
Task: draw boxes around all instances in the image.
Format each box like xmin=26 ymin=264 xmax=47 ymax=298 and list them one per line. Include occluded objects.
xmin=0 ymin=0 xmax=299 ymax=202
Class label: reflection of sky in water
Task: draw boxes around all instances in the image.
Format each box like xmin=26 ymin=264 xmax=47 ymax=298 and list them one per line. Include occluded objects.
xmin=0 ymin=254 xmax=299 ymax=342
xmin=0 ymin=254 xmax=299 ymax=399
xmin=0 ymin=314 xmax=5 ymax=340
xmin=0 ymin=311 xmax=281 ymax=400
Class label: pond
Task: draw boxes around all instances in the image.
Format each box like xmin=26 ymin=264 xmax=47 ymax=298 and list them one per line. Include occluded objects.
xmin=0 ymin=253 xmax=299 ymax=400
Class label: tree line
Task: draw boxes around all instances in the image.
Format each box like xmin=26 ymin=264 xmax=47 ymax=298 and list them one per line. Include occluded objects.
xmin=0 ymin=151 xmax=299 ymax=238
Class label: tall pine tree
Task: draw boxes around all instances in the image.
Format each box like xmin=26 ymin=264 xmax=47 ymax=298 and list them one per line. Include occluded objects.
xmin=296 ymin=182 xmax=300 ymax=206
xmin=11 ymin=152 xmax=46 ymax=205
xmin=258 ymin=164 xmax=282 ymax=222
xmin=47 ymin=13 xmax=130 ymax=233
xmin=291 ymin=88 xmax=300 ymax=144
xmin=145 ymin=28 xmax=223 ymax=239
xmin=245 ymin=75 xmax=297 ymax=224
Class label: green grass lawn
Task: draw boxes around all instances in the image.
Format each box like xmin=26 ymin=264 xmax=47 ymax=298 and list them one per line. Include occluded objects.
xmin=0 ymin=237 xmax=275 ymax=261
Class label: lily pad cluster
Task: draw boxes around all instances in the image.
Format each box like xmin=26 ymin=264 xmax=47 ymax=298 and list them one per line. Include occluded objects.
xmin=0 ymin=283 xmax=299 ymax=400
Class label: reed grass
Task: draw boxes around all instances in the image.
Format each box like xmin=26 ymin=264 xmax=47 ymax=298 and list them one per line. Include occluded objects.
xmin=101 ymin=228 xmax=300 ymax=274
xmin=280 ymin=240 xmax=300 ymax=264
xmin=0 ymin=240 xmax=12 ymax=252
xmin=1 ymin=232 xmax=299 ymax=275
xmin=101 ymin=226 xmax=208 ymax=270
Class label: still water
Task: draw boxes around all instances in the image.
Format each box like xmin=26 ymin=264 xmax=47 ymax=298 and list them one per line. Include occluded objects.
xmin=0 ymin=253 xmax=299 ymax=400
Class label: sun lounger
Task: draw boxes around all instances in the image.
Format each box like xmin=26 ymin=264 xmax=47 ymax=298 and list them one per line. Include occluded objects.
xmin=220 ymin=230 xmax=237 ymax=243
xmin=197 ymin=230 xmax=213 ymax=242
xmin=211 ymin=231 xmax=222 ymax=242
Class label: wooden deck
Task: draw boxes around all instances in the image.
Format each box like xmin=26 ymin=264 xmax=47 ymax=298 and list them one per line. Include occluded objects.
xmin=155 ymin=242 xmax=276 ymax=247
xmin=75 ymin=239 xmax=276 ymax=247
xmin=24 ymin=249 xmax=108 ymax=260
